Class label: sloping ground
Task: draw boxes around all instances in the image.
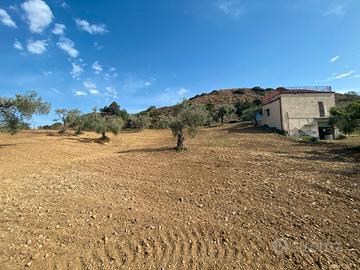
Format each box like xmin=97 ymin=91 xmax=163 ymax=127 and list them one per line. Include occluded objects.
xmin=0 ymin=126 xmax=359 ymax=269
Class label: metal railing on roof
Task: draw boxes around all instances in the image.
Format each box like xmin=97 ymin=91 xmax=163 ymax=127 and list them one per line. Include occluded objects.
xmin=285 ymin=86 xmax=332 ymax=92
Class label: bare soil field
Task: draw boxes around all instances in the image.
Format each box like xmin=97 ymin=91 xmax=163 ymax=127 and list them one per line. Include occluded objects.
xmin=0 ymin=125 xmax=359 ymax=269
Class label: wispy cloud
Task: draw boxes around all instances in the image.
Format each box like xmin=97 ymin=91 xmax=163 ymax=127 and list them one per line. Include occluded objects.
xmin=353 ymin=75 xmax=360 ymax=79
xmin=324 ymin=4 xmax=346 ymax=16
xmin=89 ymin=89 xmax=99 ymax=95
xmin=92 ymin=61 xmax=103 ymax=74
xmin=329 ymin=55 xmax=340 ymax=63
xmin=105 ymin=86 xmax=118 ymax=99
xmin=328 ymin=70 xmax=355 ymax=80
xmin=121 ymin=76 xmax=152 ymax=93
xmin=217 ymin=0 xmax=245 ymax=19
xmin=21 ymin=0 xmax=54 ymax=33
xmin=83 ymin=80 xmax=96 ymax=89
xmin=75 ymin=90 xmax=87 ymax=96
xmin=27 ymin=40 xmax=48 ymax=55
xmin=14 ymin=40 xmax=24 ymax=50
xmin=70 ymin=62 xmax=84 ymax=79
xmin=52 ymin=23 xmax=66 ymax=35
xmin=57 ymin=37 xmax=79 ymax=58
xmin=93 ymin=41 xmax=103 ymax=50
xmin=83 ymin=80 xmax=99 ymax=95
xmin=43 ymin=70 xmax=52 ymax=76
xmin=75 ymin=18 xmax=108 ymax=34
xmin=177 ymin=88 xmax=188 ymax=96
xmin=103 ymin=67 xmax=118 ymax=80
xmin=157 ymin=87 xmax=190 ymax=105
xmin=0 ymin=8 xmax=17 ymax=27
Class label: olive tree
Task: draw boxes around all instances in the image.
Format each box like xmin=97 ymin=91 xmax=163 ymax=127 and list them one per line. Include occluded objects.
xmin=55 ymin=108 xmax=81 ymax=132
xmin=215 ymin=105 xmax=235 ymax=123
xmin=330 ymin=101 xmax=360 ymax=135
xmin=129 ymin=114 xmax=151 ymax=130
xmin=0 ymin=91 xmax=50 ymax=134
xmin=169 ymin=102 xmax=208 ymax=151
xmin=158 ymin=115 xmax=171 ymax=129
xmin=90 ymin=108 xmax=123 ymax=141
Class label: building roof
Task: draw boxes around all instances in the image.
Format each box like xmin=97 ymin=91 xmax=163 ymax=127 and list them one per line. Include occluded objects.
xmin=262 ymin=87 xmax=333 ymax=105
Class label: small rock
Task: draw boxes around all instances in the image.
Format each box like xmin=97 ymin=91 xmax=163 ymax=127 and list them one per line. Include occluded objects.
xmin=25 ymin=261 xmax=32 ymax=267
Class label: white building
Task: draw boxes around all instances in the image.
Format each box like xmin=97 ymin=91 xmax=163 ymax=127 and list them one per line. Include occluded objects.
xmin=262 ymin=87 xmax=337 ymax=140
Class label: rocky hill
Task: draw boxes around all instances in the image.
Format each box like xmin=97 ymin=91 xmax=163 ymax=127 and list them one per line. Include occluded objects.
xmin=151 ymin=88 xmax=267 ymax=117
xmin=150 ymin=87 xmax=359 ymax=117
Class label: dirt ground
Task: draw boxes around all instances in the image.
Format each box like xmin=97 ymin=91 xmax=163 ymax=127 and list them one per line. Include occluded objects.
xmin=0 ymin=125 xmax=359 ymax=270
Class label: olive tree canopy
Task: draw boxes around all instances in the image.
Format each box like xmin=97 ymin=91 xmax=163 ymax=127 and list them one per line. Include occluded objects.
xmin=0 ymin=91 xmax=50 ymax=134
xmin=169 ymin=102 xmax=208 ymax=151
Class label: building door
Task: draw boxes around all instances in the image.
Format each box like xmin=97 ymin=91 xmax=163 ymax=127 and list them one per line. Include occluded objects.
xmin=318 ymin=121 xmax=334 ymax=140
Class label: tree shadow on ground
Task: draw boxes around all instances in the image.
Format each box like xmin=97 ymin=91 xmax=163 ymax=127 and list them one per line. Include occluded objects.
xmin=46 ymin=131 xmax=77 ymax=137
xmin=65 ymin=137 xmax=107 ymax=144
xmin=289 ymin=142 xmax=360 ymax=164
xmin=117 ymin=146 xmax=175 ymax=154
xmin=0 ymin=144 xmax=16 ymax=148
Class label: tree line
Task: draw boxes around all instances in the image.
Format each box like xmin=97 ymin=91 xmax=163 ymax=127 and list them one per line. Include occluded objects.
xmin=1 ymin=91 xmax=360 ymax=151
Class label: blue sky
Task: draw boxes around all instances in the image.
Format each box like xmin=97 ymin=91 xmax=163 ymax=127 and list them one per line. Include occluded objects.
xmin=0 ymin=0 xmax=360 ymax=126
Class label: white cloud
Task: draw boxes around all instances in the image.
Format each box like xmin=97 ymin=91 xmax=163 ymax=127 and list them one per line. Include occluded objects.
xmin=217 ymin=0 xmax=245 ymax=19
xmin=13 ymin=40 xmax=24 ymax=50
xmin=59 ymin=1 xmax=69 ymax=9
xmin=83 ymin=80 xmax=99 ymax=95
xmin=52 ymin=23 xmax=65 ymax=35
xmin=329 ymin=55 xmax=340 ymax=63
xmin=0 ymin=8 xmax=17 ymax=27
xmin=70 ymin=63 xmax=84 ymax=79
xmin=27 ymin=40 xmax=48 ymax=54
xmin=105 ymin=86 xmax=118 ymax=98
xmin=75 ymin=18 xmax=107 ymax=34
xmin=177 ymin=88 xmax=188 ymax=96
xmin=83 ymin=80 xmax=96 ymax=89
xmin=92 ymin=61 xmax=103 ymax=74
xmin=57 ymin=37 xmax=79 ymax=58
xmin=21 ymin=0 xmax=54 ymax=33
xmin=103 ymin=67 xmax=118 ymax=80
xmin=353 ymin=75 xmax=360 ymax=79
xmin=121 ymin=76 xmax=152 ymax=92
xmin=75 ymin=90 xmax=87 ymax=96
xmin=89 ymin=89 xmax=99 ymax=95
xmin=328 ymin=71 xmax=355 ymax=80
xmin=93 ymin=41 xmax=103 ymax=50
xmin=324 ymin=4 xmax=346 ymax=16
xmin=156 ymin=87 xmax=190 ymax=105
xmin=43 ymin=70 xmax=52 ymax=76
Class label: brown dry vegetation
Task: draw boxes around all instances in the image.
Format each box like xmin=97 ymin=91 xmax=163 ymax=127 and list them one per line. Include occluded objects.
xmin=0 ymin=125 xmax=359 ymax=269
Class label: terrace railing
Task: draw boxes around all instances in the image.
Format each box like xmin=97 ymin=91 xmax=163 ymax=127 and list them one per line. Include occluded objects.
xmin=285 ymin=86 xmax=332 ymax=92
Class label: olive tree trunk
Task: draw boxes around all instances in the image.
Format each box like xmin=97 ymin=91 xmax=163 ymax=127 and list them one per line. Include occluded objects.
xmin=176 ymin=130 xmax=185 ymax=151
xmin=101 ymin=131 xmax=107 ymax=140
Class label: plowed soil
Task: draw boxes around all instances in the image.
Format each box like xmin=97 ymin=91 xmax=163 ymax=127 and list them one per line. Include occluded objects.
xmin=0 ymin=125 xmax=359 ymax=269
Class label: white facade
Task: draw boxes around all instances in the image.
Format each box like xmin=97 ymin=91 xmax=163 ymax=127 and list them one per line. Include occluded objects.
xmin=262 ymin=91 xmax=336 ymax=139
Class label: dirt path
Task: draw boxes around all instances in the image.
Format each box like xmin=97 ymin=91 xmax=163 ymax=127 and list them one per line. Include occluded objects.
xmin=0 ymin=125 xmax=359 ymax=269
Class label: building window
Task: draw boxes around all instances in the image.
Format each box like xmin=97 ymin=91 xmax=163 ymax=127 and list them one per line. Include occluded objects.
xmin=265 ymin=109 xmax=270 ymax=116
xmin=318 ymin=101 xmax=325 ymax=117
